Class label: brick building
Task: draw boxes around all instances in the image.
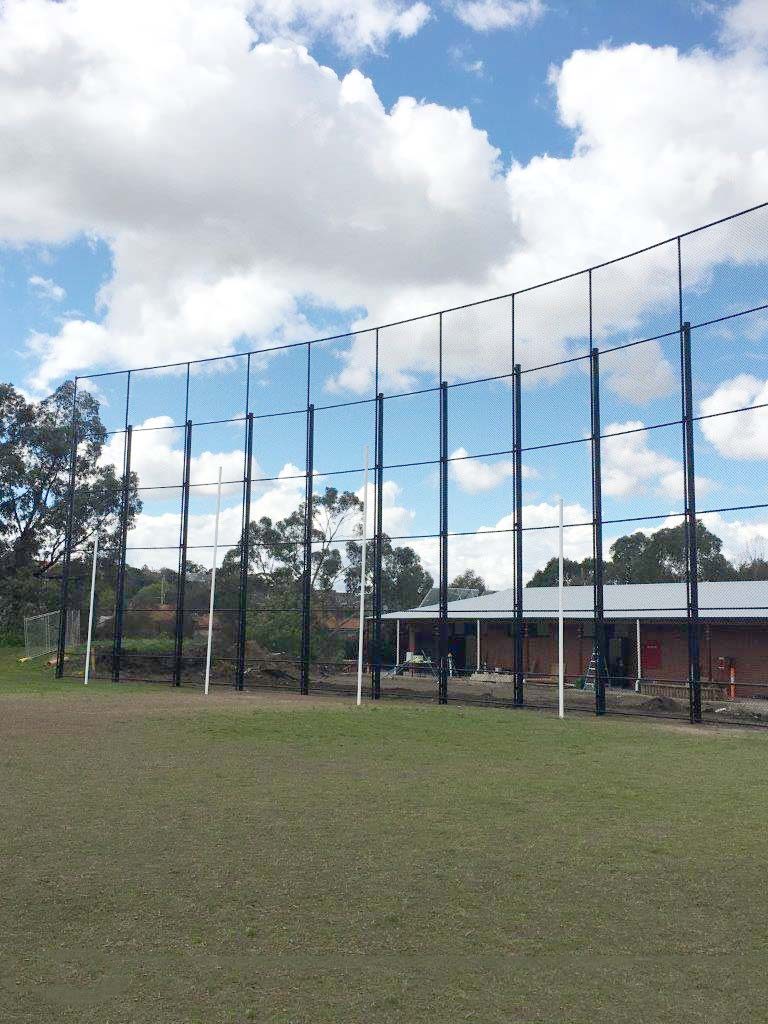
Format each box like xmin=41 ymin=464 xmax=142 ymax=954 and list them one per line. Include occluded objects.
xmin=383 ymin=580 xmax=768 ymax=698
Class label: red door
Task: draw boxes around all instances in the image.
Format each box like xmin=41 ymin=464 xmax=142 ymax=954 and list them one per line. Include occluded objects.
xmin=642 ymin=640 xmax=662 ymax=673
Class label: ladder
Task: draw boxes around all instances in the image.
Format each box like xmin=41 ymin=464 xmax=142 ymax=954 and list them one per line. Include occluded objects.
xmin=582 ymin=646 xmax=609 ymax=691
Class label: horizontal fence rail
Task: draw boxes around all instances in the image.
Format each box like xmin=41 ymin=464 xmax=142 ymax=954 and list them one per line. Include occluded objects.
xmin=55 ymin=202 xmax=768 ymax=727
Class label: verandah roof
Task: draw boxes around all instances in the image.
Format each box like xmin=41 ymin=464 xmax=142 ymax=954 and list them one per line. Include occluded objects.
xmin=382 ymin=580 xmax=768 ymax=621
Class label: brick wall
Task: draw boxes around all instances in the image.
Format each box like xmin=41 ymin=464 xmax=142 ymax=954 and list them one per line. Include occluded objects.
xmin=403 ymin=617 xmax=768 ymax=694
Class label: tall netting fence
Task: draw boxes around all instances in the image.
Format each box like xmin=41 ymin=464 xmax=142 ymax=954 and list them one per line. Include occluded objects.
xmin=54 ymin=203 xmax=768 ymax=725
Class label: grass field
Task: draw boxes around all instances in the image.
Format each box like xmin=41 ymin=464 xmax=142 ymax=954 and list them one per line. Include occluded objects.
xmin=1 ymin=646 xmax=767 ymax=1023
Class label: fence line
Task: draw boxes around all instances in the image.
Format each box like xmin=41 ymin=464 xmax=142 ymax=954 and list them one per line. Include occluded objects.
xmin=55 ymin=202 xmax=768 ymax=726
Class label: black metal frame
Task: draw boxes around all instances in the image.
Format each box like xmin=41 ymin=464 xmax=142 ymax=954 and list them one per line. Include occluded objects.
xmin=681 ymin=322 xmax=702 ymax=724
xmin=55 ymin=381 xmax=79 ymax=678
xmin=171 ymin=420 xmax=193 ymax=686
xmin=590 ymin=348 xmax=607 ymax=715
xmin=300 ymin=404 xmax=314 ymax=695
xmin=512 ymin=363 xmax=524 ymax=707
xmin=438 ymin=380 xmax=449 ymax=704
xmin=235 ymin=412 xmax=254 ymax=692
xmin=371 ymin=393 xmax=384 ymax=700
xmin=111 ymin=425 xmax=133 ymax=683
xmin=51 ymin=201 xmax=768 ymax=729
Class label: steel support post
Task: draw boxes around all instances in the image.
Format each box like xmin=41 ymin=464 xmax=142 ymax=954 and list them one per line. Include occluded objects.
xmin=235 ymin=412 xmax=254 ymax=691
xmin=590 ymin=349 xmax=607 ymax=715
xmin=56 ymin=380 xmax=79 ymax=678
xmin=172 ymin=420 xmax=193 ymax=686
xmin=300 ymin=405 xmax=314 ymax=695
xmin=438 ymin=381 xmax=449 ymax=704
xmin=513 ymin=364 xmax=524 ymax=706
xmin=371 ymin=393 xmax=384 ymax=700
xmin=112 ymin=425 xmax=133 ymax=682
xmin=681 ymin=322 xmax=702 ymax=723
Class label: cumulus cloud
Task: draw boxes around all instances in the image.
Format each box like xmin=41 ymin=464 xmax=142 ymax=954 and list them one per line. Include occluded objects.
xmin=100 ymin=416 xmax=256 ymax=495
xmin=0 ymin=0 xmax=767 ymax=408
xmin=28 ymin=275 xmax=65 ymax=302
xmin=411 ymin=499 xmax=592 ymax=591
xmin=449 ymin=447 xmax=537 ymax=493
xmin=601 ymin=339 xmax=678 ymax=405
xmin=662 ymin=510 xmax=768 ymax=569
xmin=450 ymin=0 xmax=544 ymax=33
xmin=250 ymin=0 xmax=431 ymax=52
xmin=336 ymin=34 xmax=768 ymax=395
xmin=699 ymin=374 xmax=768 ymax=458
xmin=720 ymin=0 xmax=768 ymax=51
xmin=356 ymin=478 xmax=416 ymax=535
xmin=602 ymin=421 xmax=715 ymax=500
xmin=0 ymin=0 xmax=510 ymax=392
xmin=125 ymin=459 xmax=310 ymax=569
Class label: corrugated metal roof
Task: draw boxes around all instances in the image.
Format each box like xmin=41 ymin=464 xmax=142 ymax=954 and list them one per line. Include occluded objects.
xmin=382 ymin=580 xmax=768 ymax=620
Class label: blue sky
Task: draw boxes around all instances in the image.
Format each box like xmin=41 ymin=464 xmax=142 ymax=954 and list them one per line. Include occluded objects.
xmin=0 ymin=0 xmax=745 ymax=394
xmin=320 ymin=0 xmax=727 ymax=164
xmin=1 ymin=0 xmax=767 ymax=589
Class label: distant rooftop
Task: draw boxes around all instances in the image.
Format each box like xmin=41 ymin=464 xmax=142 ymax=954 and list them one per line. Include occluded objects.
xmin=418 ymin=586 xmax=482 ymax=607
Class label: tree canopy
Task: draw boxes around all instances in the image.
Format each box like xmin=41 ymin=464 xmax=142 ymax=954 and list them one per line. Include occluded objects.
xmin=344 ymin=534 xmax=433 ymax=611
xmin=0 ymin=380 xmax=140 ymax=638
xmin=527 ymin=521 xmax=754 ymax=588
xmin=449 ymin=569 xmax=488 ymax=595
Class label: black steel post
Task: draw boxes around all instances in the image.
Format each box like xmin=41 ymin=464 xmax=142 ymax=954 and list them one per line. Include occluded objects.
xmin=681 ymin=322 xmax=702 ymax=723
xmin=371 ymin=393 xmax=384 ymax=700
xmin=111 ymin=425 xmax=133 ymax=682
xmin=56 ymin=380 xmax=79 ymax=678
xmin=513 ymin=364 xmax=524 ymax=706
xmin=300 ymin=404 xmax=314 ymax=695
xmin=590 ymin=349 xmax=607 ymax=715
xmin=172 ymin=420 xmax=193 ymax=686
xmin=438 ymin=381 xmax=449 ymax=704
xmin=235 ymin=412 xmax=254 ymax=691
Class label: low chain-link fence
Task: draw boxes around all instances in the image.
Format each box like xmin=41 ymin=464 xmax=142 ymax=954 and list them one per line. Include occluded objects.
xmin=25 ymin=609 xmax=80 ymax=661
xmin=55 ymin=202 xmax=768 ymax=726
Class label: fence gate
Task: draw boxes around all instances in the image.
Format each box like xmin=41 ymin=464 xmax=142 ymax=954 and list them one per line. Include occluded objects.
xmin=25 ymin=609 xmax=80 ymax=661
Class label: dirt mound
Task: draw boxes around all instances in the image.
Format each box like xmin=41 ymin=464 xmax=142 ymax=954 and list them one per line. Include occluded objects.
xmin=640 ymin=694 xmax=684 ymax=713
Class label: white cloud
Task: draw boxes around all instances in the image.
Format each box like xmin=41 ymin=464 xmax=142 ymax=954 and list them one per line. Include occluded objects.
xmin=0 ymin=0 xmax=510 ymax=393
xmin=250 ymin=0 xmax=431 ymax=52
xmin=720 ymin=0 xmax=768 ymax=52
xmin=667 ymin=510 xmax=768 ymax=567
xmin=412 ymin=499 xmax=592 ymax=590
xmin=126 ymin=466 xmax=411 ymax=569
xmin=356 ymin=479 xmax=415 ymax=535
xmin=100 ymin=415 xmax=256 ymax=495
xmin=700 ymin=374 xmax=768 ymax=458
xmin=448 ymin=45 xmax=486 ymax=76
xmin=28 ymin=274 xmax=65 ymax=302
xmin=0 ymin=0 xmax=767 ymax=408
xmin=602 ymin=420 xmax=715 ymax=499
xmin=335 ymin=39 xmax=768 ymax=397
xmin=125 ymin=460 xmax=308 ymax=569
xmin=450 ymin=0 xmax=544 ymax=33
xmin=601 ymin=339 xmax=677 ymax=406
xmin=449 ymin=446 xmax=537 ymax=493
xmin=450 ymin=447 xmax=515 ymax=492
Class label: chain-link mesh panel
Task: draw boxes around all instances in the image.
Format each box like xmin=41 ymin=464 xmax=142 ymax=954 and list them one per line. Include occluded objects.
xmin=441 ymin=296 xmax=512 ymax=385
xmin=55 ymin=203 xmax=768 ymax=724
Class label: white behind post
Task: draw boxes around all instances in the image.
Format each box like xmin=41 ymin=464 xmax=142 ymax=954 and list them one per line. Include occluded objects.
xmin=204 ymin=467 xmax=223 ymax=696
xmin=558 ymin=496 xmax=565 ymax=719
xmin=83 ymin=533 xmax=99 ymax=685
xmin=356 ymin=445 xmax=369 ymax=706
